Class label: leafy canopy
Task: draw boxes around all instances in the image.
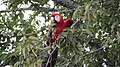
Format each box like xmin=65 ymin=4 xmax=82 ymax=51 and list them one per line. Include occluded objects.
xmin=0 ymin=0 xmax=120 ymax=67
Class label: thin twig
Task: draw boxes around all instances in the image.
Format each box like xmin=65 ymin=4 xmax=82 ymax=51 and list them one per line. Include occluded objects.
xmin=80 ymin=46 xmax=104 ymax=58
xmin=70 ymin=18 xmax=81 ymax=28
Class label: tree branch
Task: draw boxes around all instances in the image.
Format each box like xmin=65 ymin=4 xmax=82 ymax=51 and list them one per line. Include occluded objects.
xmin=45 ymin=47 xmax=58 ymax=67
xmin=0 ymin=7 xmax=69 ymax=13
xmin=79 ymin=46 xmax=104 ymax=58
xmin=52 ymin=0 xmax=80 ymax=9
xmin=0 ymin=0 xmax=81 ymax=13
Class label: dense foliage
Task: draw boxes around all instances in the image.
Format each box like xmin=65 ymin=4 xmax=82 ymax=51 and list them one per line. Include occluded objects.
xmin=0 ymin=0 xmax=120 ymax=67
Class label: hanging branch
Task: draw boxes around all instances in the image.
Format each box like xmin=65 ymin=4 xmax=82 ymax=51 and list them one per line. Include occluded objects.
xmin=45 ymin=47 xmax=58 ymax=67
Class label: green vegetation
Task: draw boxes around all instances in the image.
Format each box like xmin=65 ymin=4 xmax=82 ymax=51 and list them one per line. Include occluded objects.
xmin=0 ymin=0 xmax=120 ymax=67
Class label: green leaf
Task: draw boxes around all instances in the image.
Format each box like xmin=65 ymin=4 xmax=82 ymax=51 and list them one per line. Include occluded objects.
xmin=72 ymin=6 xmax=85 ymax=20
xmin=14 ymin=62 xmax=20 ymax=67
xmin=71 ymin=55 xmax=77 ymax=64
xmin=0 ymin=24 xmax=6 ymax=28
xmin=111 ymin=22 xmax=116 ymax=32
xmin=117 ymin=32 xmax=120 ymax=43
xmin=85 ymin=3 xmax=91 ymax=13
xmin=28 ymin=36 xmax=38 ymax=41
xmin=85 ymin=29 xmax=93 ymax=36
xmin=29 ymin=44 xmax=37 ymax=58
xmin=22 ymin=47 xmax=26 ymax=58
xmin=84 ymin=0 xmax=90 ymax=3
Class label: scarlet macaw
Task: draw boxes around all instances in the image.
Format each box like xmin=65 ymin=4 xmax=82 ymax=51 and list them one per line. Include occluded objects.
xmin=47 ymin=14 xmax=73 ymax=45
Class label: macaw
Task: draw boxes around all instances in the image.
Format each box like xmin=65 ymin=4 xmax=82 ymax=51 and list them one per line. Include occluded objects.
xmin=47 ymin=13 xmax=73 ymax=45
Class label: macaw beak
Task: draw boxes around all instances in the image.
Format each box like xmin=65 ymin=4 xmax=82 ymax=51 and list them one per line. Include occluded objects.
xmin=51 ymin=17 xmax=58 ymax=24
xmin=51 ymin=17 xmax=54 ymax=23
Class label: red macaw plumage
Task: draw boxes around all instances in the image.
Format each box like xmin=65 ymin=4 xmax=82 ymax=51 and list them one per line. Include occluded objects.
xmin=48 ymin=14 xmax=73 ymax=44
xmin=50 ymin=14 xmax=64 ymax=27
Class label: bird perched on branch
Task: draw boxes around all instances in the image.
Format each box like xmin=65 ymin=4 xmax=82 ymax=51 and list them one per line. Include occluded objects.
xmin=47 ymin=13 xmax=73 ymax=47
xmin=45 ymin=14 xmax=73 ymax=67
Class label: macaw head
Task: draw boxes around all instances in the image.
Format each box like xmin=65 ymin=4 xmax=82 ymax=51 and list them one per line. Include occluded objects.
xmin=51 ymin=14 xmax=64 ymax=27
